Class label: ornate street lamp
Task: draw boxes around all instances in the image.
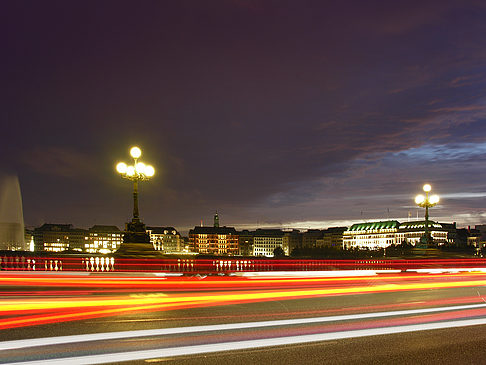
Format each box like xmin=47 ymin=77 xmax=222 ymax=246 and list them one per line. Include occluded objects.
xmin=115 ymin=147 xmax=155 ymax=252
xmin=415 ymin=184 xmax=440 ymax=247
xmin=116 ymin=147 xmax=155 ymax=224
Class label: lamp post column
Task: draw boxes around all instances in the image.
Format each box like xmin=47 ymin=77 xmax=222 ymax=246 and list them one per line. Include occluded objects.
xmin=115 ymin=146 xmax=156 ymax=255
xmin=133 ymin=179 xmax=139 ymax=222
xmin=424 ymin=190 xmax=429 ymax=246
xmin=415 ymin=184 xmax=439 ymax=248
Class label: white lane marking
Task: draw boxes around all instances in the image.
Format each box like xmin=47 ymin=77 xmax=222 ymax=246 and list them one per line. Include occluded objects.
xmin=6 ymin=317 xmax=486 ymax=365
xmin=1 ymin=303 xmax=486 ymax=351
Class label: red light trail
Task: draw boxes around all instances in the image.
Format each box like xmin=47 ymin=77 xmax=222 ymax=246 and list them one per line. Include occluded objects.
xmin=1 ymin=271 xmax=486 ymax=330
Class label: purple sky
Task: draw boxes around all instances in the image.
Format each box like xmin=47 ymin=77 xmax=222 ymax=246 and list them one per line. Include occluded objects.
xmin=2 ymin=1 xmax=486 ymax=234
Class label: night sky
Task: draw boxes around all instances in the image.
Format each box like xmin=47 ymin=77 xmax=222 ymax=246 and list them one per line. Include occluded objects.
xmin=2 ymin=1 xmax=486 ymax=234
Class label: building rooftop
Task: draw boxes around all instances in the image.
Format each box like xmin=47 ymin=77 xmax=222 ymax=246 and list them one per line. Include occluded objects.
xmin=399 ymin=221 xmax=443 ymax=230
xmin=190 ymin=226 xmax=237 ymax=235
xmin=147 ymin=226 xmax=179 ymax=235
xmin=35 ymin=223 xmax=73 ymax=231
xmin=347 ymin=220 xmax=400 ymax=232
xmin=89 ymin=225 xmax=121 ymax=232
xmin=253 ymin=229 xmax=285 ymax=237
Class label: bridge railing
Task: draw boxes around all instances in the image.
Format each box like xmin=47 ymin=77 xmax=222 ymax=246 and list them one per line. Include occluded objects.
xmin=2 ymin=251 xmax=486 ymax=273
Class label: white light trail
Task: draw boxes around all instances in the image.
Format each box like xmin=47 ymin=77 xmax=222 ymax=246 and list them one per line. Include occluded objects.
xmin=6 ymin=316 xmax=486 ymax=365
xmin=1 ymin=303 xmax=486 ymax=351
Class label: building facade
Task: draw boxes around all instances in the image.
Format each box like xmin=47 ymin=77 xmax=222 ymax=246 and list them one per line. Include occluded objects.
xmin=301 ymin=229 xmax=323 ymax=248
xmin=189 ymin=213 xmax=238 ymax=255
xmin=396 ymin=221 xmax=450 ymax=246
xmin=282 ymin=229 xmax=302 ymax=255
xmin=189 ymin=227 xmax=238 ymax=255
xmin=252 ymin=229 xmax=286 ymax=257
xmin=34 ymin=224 xmax=88 ymax=252
xmin=343 ymin=221 xmax=400 ymax=249
xmin=316 ymin=227 xmax=347 ymax=248
xmin=343 ymin=220 xmax=455 ymax=250
xmin=146 ymin=226 xmax=181 ymax=253
xmin=85 ymin=225 xmax=123 ymax=254
xmin=238 ymin=230 xmax=254 ymax=256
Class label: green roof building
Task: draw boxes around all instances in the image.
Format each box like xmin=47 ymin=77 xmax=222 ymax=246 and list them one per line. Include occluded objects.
xmin=343 ymin=220 xmax=400 ymax=249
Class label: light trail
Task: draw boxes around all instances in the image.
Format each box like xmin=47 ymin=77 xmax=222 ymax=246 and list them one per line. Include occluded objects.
xmin=2 ymin=270 xmax=486 ymax=286
xmin=2 ymin=270 xmax=486 ymax=363
xmin=1 ymin=271 xmax=486 ymax=329
xmin=2 ymin=275 xmax=486 ymax=313
xmin=5 ymin=317 xmax=486 ymax=365
xmin=1 ymin=303 xmax=485 ymax=351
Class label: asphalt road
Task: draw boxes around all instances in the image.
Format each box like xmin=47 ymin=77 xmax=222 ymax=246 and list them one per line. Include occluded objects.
xmin=1 ymin=270 xmax=486 ymax=364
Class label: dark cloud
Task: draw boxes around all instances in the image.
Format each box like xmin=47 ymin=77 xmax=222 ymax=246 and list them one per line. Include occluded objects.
xmin=2 ymin=1 xmax=486 ymax=232
xmin=21 ymin=147 xmax=96 ymax=178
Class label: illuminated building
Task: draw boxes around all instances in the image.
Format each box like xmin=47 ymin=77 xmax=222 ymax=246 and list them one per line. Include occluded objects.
xmin=33 ymin=224 xmax=88 ymax=252
xmin=69 ymin=228 xmax=88 ymax=251
xmin=396 ymin=221 xmax=449 ymax=246
xmin=146 ymin=226 xmax=181 ymax=253
xmin=86 ymin=225 xmax=123 ymax=254
xmin=343 ymin=220 xmax=455 ymax=250
xmin=252 ymin=229 xmax=285 ymax=257
xmin=343 ymin=221 xmax=400 ymax=249
xmin=238 ymin=229 xmax=299 ymax=257
xmin=189 ymin=213 xmax=238 ymax=255
xmin=24 ymin=228 xmax=34 ymax=251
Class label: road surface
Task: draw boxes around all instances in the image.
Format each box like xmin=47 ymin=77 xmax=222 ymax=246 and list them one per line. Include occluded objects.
xmin=1 ymin=269 xmax=486 ymax=364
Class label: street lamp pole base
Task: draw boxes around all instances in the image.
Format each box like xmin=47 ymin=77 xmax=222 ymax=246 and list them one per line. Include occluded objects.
xmin=114 ymin=220 xmax=162 ymax=258
xmin=114 ymin=241 xmax=161 ymax=257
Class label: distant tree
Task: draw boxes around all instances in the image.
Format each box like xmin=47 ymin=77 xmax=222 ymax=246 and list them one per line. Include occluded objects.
xmin=273 ymin=246 xmax=285 ymax=257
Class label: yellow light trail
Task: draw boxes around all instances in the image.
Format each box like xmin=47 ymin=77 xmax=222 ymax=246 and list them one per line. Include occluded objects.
xmin=0 ymin=271 xmax=484 ymax=287
xmin=2 ymin=277 xmax=486 ymax=313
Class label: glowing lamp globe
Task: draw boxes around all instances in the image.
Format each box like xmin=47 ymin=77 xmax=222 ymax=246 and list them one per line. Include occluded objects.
xmin=423 ymin=184 xmax=432 ymax=192
xmin=130 ymin=146 xmax=142 ymax=159
xmin=116 ymin=162 xmax=127 ymax=174
xmin=136 ymin=162 xmax=146 ymax=174
xmin=145 ymin=165 xmax=155 ymax=177
xmin=415 ymin=195 xmax=425 ymax=205
xmin=126 ymin=165 xmax=136 ymax=176
xmin=430 ymin=195 xmax=440 ymax=205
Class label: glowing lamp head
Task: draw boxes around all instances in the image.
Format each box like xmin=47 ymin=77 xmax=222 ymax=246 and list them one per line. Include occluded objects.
xmin=415 ymin=194 xmax=425 ymax=205
xmin=145 ymin=165 xmax=155 ymax=177
xmin=430 ymin=194 xmax=440 ymax=205
xmin=130 ymin=146 xmax=142 ymax=159
xmin=423 ymin=184 xmax=432 ymax=192
xmin=116 ymin=162 xmax=127 ymax=174
xmin=135 ymin=162 xmax=146 ymax=174
xmin=126 ymin=165 xmax=136 ymax=177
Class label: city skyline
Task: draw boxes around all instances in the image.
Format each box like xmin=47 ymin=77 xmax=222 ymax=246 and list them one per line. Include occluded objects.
xmin=3 ymin=1 xmax=486 ymax=231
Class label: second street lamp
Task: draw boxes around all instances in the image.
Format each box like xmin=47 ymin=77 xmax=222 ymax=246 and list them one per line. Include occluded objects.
xmin=115 ymin=146 xmax=156 ymax=256
xmin=116 ymin=146 xmax=155 ymax=224
xmin=415 ymin=183 xmax=440 ymax=247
